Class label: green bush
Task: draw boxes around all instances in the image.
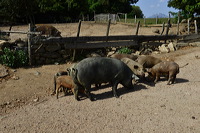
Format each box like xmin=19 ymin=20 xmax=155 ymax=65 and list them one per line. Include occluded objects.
xmin=0 ymin=48 xmax=28 ymax=68
xmin=117 ymin=47 xmax=132 ymax=54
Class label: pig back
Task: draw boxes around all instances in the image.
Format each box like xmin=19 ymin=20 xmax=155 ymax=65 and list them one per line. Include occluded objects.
xmin=74 ymin=57 xmax=133 ymax=85
xmin=137 ymin=55 xmax=162 ymax=68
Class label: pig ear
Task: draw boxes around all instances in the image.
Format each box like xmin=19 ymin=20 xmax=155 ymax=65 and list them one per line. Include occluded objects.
xmin=133 ymin=65 xmax=139 ymax=69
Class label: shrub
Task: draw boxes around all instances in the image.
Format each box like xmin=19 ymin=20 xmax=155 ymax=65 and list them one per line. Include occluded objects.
xmin=0 ymin=48 xmax=28 ymax=68
xmin=117 ymin=47 xmax=132 ymax=54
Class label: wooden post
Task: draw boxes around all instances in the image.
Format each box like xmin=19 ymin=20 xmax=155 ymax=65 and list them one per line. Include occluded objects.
xmin=144 ymin=16 xmax=146 ymax=26
xmin=194 ymin=20 xmax=198 ymax=34
xmin=125 ymin=13 xmax=127 ymax=23
xmin=165 ymin=20 xmax=170 ymax=43
xmin=135 ymin=21 xmax=140 ymax=35
xmin=27 ymin=23 xmax=32 ymax=66
xmin=160 ymin=22 xmax=165 ymax=35
xmin=134 ymin=15 xmax=137 ymax=23
xmin=106 ymin=19 xmax=111 ymax=41
xmin=187 ymin=19 xmax=190 ymax=34
xmin=177 ymin=12 xmax=180 ymax=35
xmin=72 ymin=20 xmax=82 ymax=61
xmin=166 ymin=19 xmax=170 ymax=35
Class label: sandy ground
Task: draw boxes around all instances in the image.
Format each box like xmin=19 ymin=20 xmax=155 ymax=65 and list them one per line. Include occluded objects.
xmin=1 ymin=22 xmax=200 ymax=132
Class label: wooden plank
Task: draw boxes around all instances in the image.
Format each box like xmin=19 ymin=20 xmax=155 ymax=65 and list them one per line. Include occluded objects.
xmin=64 ymin=41 xmax=138 ymax=49
xmin=0 ymin=30 xmax=41 ymax=35
xmin=40 ymin=35 xmax=181 ymax=43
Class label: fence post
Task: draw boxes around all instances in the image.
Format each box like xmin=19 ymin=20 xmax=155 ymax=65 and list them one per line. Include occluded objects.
xmin=194 ymin=20 xmax=198 ymax=34
xmin=135 ymin=21 xmax=140 ymax=35
xmin=27 ymin=23 xmax=32 ymax=66
xmin=177 ymin=12 xmax=180 ymax=35
xmin=106 ymin=19 xmax=111 ymax=41
xmin=134 ymin=15 xmax=137 ymax=23
xmin=125 ymin=13 xmax=127 ymax=23
xmin=166 ymin=19 xmax=170 ymax=35
xmin=72 ymin=20 xmax=82 ymax=61
xmin=161 ymin=22 xmax=165 ymax=35
xmin=144 ymin=16 xmax=146 ymax=26
xmin=187 ymin=19 xmax=190 ymax=34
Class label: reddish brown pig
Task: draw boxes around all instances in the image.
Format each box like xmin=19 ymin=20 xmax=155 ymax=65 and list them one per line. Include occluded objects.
xmin=136 ymin=55 xmax=162 ymax=68
xmin=35 ymin=25 xmax=62 ymax=37
xmin=110 ymin=53 xmax=138 ymax=61
xmin=121 ymin=57 xmax=145 ymax=78
xmin=147 ymin=61 xmax=179 ymax=85
xmin=55 ymin=75 xmax=84 ymax=99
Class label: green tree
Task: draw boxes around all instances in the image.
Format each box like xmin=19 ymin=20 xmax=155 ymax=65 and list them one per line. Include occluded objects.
xmin=0 ymin=0 xmax=38 ymax=24
xmin=168 ymin=0 xmax=200 ymax=18
xmin=128 ymin=5 xmax=143 ymax=18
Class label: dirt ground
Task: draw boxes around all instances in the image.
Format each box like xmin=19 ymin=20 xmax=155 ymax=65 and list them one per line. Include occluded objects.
xmin=1 ymin=22 xmax=200 ymax=132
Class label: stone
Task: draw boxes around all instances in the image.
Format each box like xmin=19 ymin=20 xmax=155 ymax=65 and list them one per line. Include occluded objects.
xmin=159 ymin=44 xmax=170 ymax=53
xmin=168 ymin=42 xmax=175 ymax=52
xmin=0 ymin=65 xmax=8 ymax=78
xmin=45 ymin=43 xmax=61 ymax=52
xmin=107 ymin=51 xmax=115 ymax=57
xmin=189 ymin=42 xmax=200 ymax=47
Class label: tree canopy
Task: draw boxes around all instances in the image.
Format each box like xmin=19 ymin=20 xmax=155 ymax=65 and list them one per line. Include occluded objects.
xmin=0 ymin=0 xmax=139 ymax=24
xmin=168 ymin=0 xmax=200 ymax=18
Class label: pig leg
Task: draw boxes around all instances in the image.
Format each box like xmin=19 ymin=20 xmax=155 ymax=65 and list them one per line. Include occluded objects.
xmin=74 ymin=86 xmax=81 ymax=101
xmin=84 ymin=85 xmax=95 ymax=101
xmin=171 ymin=75 xmax=176 ymax=84
xmin=167 ymin=75 xmax=173 ymax=85
xmin=56 ymin=85 xmax=60 ymax=99
xmin=112 ymin=81 xmax=119 ymax=98
xmin=154 ymin=73 xmax=160 ymax=83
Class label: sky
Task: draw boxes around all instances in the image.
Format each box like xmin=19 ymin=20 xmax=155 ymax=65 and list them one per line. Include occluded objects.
xmin=135 ymin=0 xmax=179 ymax=18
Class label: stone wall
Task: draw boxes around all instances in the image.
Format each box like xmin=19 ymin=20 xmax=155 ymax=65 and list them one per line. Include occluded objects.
xmin=31 ymin=43 xmax=72 ymax=65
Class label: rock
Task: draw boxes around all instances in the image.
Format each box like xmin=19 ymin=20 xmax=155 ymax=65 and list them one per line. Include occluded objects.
xmin=135 ymin=51 xmax=141 ymax=55
xmin=189 ymin=42 xmax=200 ymax=47
xmin=34 ymin=71 xmax=40 ymax=76
xmin=11 ymin=75 xmax=19 ymax=80
xmin=33 ymin=98 xmax=39 ymax=102
xmin=168 ymin=42 xmax=175 ymax=52
xmin=0 ymin=65 xmax=8 ymax=78
xmin=45 ymin=43 xmax=61 ymax=52
xmin=159 ymin=44 xmax=170 ymax=53
xmin=107 ymin=51 xmax=115 ymax=57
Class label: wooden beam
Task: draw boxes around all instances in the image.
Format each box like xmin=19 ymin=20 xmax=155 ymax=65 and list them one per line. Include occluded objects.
xmin=39 ymin=35 xmax=182 ymax=43
xmin=0 ymin=30 xmax=41 ymax=35
xmin=64 ymin=41 xmax=138 ymax=49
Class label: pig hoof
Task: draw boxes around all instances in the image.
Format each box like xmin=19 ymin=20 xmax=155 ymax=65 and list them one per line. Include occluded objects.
xmin=76 ymin=98 xmax=81 ymax=101
xmin=90 ymin=97 xmax=96 ymax=101
xmin=115 ymin=95 xmax=119 ymax=98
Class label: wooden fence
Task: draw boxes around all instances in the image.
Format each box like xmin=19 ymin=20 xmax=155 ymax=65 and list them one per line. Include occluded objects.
xmin=0 ymin=20 xmax=197 ymax=65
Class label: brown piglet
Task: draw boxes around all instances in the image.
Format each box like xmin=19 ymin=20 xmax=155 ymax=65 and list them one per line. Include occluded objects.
xmin=147 ymin=61 xmax=179 ymax=85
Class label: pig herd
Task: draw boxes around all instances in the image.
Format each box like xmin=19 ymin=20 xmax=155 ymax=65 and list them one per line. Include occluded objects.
xmin=52 ymin=54 xmax=180 ymax=101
